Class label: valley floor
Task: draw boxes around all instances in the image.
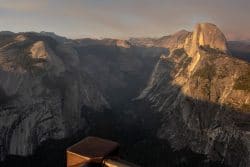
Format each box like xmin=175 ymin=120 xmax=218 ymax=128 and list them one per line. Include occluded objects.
xmin=0 ymin=101 xmax=231 ymax=167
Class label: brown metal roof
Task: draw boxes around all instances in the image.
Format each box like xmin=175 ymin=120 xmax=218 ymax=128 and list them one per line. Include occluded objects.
xmin=67 ymin=136 xmax=119 ymax=160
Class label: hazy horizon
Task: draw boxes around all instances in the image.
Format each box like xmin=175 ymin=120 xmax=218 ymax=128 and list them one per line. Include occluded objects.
xmin=0 ymin=0 xmax=250 ymax=40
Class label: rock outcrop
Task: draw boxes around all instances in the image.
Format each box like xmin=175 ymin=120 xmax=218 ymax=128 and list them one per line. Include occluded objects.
xmin=138 ymin=23 xmax=250 ymax=167
xmin=185 ymin=23 xmax=228 ymax=54
xmin=0 ymin=33 xmax=108 ymax=160
xmin=156 ymin=30 xmax=191 ymax=50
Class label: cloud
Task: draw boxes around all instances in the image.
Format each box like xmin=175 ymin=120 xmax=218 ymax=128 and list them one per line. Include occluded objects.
xmin=0 ymin=0 xmax=249 ymax=40
xmin=0 ymin=0 xmax=48 ymax=12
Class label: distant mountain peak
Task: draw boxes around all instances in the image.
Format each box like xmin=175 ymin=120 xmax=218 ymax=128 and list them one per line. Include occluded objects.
xmin=192 ymin=23 xmax=228 ymax=52
xmin=0 ymin=31 xmax=15 ymax=35
xmin=39 ymin=31 xmax=69 ymax=43
xmin=172 ymin=29 xmax=190 ymax=36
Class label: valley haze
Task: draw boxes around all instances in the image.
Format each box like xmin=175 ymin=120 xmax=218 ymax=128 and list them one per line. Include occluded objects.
xmin=0 ymin=1 xmax=250 ymax=167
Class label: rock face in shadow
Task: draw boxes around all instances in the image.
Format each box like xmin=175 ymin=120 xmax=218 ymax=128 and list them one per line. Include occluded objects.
xmin=75 ymin=39 xmax=167 ymax=109
xmin=0 ymin=33 xmax=167 ymax=161
xmin=138 ymin=23 xmax=250 ymax=167
xmin=0 ymin=33 xmax=108 ymax=160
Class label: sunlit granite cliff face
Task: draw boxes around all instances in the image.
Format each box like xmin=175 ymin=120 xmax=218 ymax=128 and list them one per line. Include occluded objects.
xmin=138 ymin=23 xmax=250 ymax=166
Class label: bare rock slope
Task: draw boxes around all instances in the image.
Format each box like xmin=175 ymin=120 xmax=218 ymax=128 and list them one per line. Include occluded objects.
xmin=0 ymin=33 xmax=108 ymax=160
xmin=138 ymin=23 xmax=250 ymax=167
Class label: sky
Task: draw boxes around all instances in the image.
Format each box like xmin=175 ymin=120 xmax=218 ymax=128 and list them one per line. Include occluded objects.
xmin=0 ymin=0 xmax=249 ymax=40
